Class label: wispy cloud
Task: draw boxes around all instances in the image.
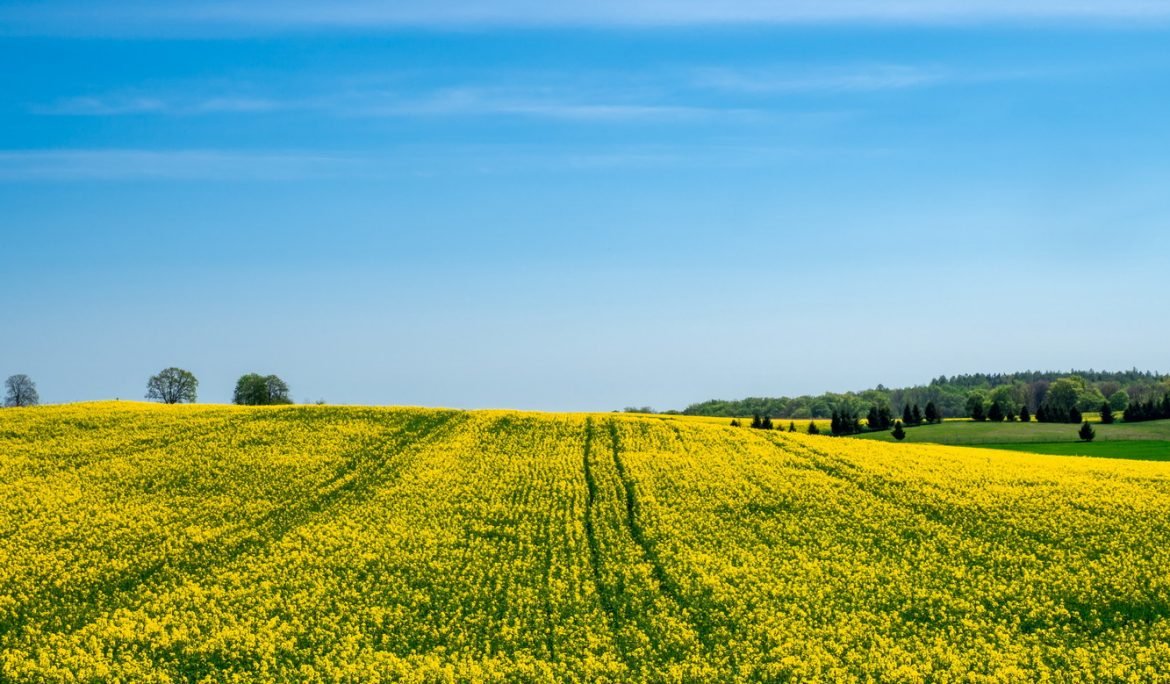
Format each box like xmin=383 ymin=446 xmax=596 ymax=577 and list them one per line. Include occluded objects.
xmin=349 ymin=87 xmax=747 ymax=122
xmin=34 ymin=95 xmax=287 ymax=116
xmin=0 ymin=149 xmax=362 ymax=180
xmin=32 ymin=83 xmax=754 ymax=123
xmin=0 ymin=142 xmax=892 ymax=182
xmin=692 ymin=64 xmax=949 ymax=94
xmin=4 ymin=0 xmax=1170 ymax=35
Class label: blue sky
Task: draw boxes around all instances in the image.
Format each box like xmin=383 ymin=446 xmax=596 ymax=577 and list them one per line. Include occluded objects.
xmin=2 ymin=2 xmax=1169 ymax=409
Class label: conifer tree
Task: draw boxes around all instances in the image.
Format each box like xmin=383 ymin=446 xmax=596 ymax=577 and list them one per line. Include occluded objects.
xmin=751 ymin=413 xmax=762 ymax=429
xmin=1019 ymin=405 xmax=1031 ymax=423
xmin=808 ymin=421 xmax=820 ymax=435
xmin=788 ymin=421 xmax=797 ymax=432
xmin=1100 ymin=402 xmax=1114 ymax=425
xmin=891 ymin=420 xmax=906 ymax=441
xmin=1079 ymin=420 xmax=1096 ymax=442
xmin=1069 ymin=407 xmax=1082 ymax=424
xmin=762 ymin=415 xmax=774 ymax=430
xmin=924 ymin=401 xmax=939 ymax=424
xmin=988 ymin=403 xmax=1004 ymax=422
xmin=912 ymin=404 xmax=923 ymax=425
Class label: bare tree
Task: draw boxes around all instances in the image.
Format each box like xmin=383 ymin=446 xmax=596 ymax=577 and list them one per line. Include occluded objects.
xmin=146 ymin=367 xmax=198 ymax=404
xmin=4 ymin=374 xmax=39 ymax=407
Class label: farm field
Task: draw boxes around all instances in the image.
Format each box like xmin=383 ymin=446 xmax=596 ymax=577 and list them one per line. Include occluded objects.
xmin=853 ymin=417 xmax=1170 ymax=445
xmin=978 ymin=440 xmax=1170 ymax=461
xmin=4 ymin=403 xmax=1170 ymax=681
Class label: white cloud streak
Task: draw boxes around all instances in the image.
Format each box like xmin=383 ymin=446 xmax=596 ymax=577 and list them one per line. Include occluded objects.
xmin=0 ymin=149 xmax=362 ymax=180
xmin=35 ymin=95 xmax=288 ymax=116
xmin=692 ymin=64 xmax=949 ymax=93
xmin=3 ymin=0 xmax=1170 ymax=35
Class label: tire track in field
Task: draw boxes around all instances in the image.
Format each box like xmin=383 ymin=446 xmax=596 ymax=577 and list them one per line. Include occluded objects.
xmin=608 ymin=421 xmax=735 ymax=661
xmin=582 ymin=417 xmax=716 ymax=672
xmin=0 ymin=411 xmax=464 ymax=644
xmin=581 ymin=418 xmax=633 ymax=668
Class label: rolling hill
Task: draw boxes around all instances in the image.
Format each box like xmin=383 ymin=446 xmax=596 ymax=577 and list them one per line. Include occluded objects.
xmin=3 ymin=402 xmax=1170 ymax=681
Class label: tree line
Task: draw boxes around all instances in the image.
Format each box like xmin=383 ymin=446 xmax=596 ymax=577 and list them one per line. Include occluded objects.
xmin=683 ymin=369 xmax=1170 ymax=420
xmin=145 ymin=368 xmax=294 ymax=405
xmin=2 ymin=368 xmax=297 ymax=408
xmin=732 ymin=414 xmax=823 ymax=435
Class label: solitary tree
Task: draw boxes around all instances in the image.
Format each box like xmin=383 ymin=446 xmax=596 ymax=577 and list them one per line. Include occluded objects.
xmin=146 ymin=368 xmax=198 ymax=404
xmin=3 ymin=374 xmax=39 ymax=407
xmin=1100 ymin=402 xmax=1115 ymax=425
xmin=1078 ymin=421 xmax=1096 ymax=442
xmin=788 ymin=421 xmax=797 ymax=433
xmin=233 ymin=373 xmax=292 ymax=406
xmin=807 ymin=421 xmax=820 ymax=435
xmin=729 ymin=419 xmax=741 ymax=427
xmin=761 ymin=415 xmax=774 ymax=430
xmin=891 ymin=420 xmax=906 ymax=441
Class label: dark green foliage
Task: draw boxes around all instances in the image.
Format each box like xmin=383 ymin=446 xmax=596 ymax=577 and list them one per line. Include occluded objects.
xmin=831 ymin=409 xmax=862 ymax=436
xmin=912 ymin=404 xmax=923 ymax=425
xmin=891 ymin=420 xmax=906 ymax=441
xmin=729 ymin=419 xmax=741 ymax=427
xmin=867 ymin=405 xmax=893 ymax=431
xmin=924 ymin=402 xmax=939 ymax=424
xmin=1124 ymin=395 xmax=1170 ymax=423
xmin=903 ymin=404 xmax=913 ymax=424
xmin=750 ymin=414 xmax=762 ymax=429
xmin=1079 ymin=421 xmax=1096 ymax=442
xmin=761 ymin=415 xmax=774 ymax=430
xmin=988 ymin=403 xmax=1005 ymax=422
xmin=1020 ymin=405 xmax=1031 ymax=423
xmin=807 ymin=421 xmax=820 ymax=435
xmin=788 ymin=421 xmax=797 ymax=433
xmin=971 ymin=403 xmax=986 ymax=422
xmin=145 ymin=368 xmax=198 ymax=405
xmin=1101 ymin=402 xmax=1115 ymax=425
xmin=681 ymin=369 xmax=1169 ymax=421
xmin=1069 ymin=407 xmax=1083 ymax=424
xmin=233 ymin=373 xmax=292 ymax=406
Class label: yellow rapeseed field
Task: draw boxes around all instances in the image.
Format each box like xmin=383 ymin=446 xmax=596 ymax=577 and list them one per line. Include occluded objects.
xmin=2 ymin=402 xmax=1170 ymax=682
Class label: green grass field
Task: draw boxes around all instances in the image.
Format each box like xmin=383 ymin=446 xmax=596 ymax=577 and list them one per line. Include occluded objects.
xmin=854 ymin=418 xmax=1170 ymax=445
xmin=978 ymin=440 xmax=1170 ymax=460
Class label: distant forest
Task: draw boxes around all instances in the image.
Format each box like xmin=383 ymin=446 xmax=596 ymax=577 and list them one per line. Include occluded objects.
xmin=682 ymin=370 xmax=1170 ymax=419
